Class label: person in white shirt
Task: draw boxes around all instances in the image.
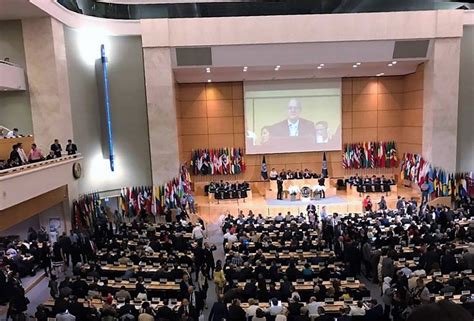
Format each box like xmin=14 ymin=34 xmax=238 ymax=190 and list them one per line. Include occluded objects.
xmin=349 ymin=301 xmax=367 ymax=316
xmin=307 ymin=296 xmax=324 ymax=318
xmin=227 ymin=232 xmax=238 ymax=244
xmin=267 ymin=298 xmax=283 ymax=315
xmin=246 ymin=299 xmax=259 ymax=318
xmin=17 ymin=142 xmax=28 ymax=164
xmin=192 ymin=224 xmax=205 ymax=246
xmin=6 ymin=128 xmax=19 ymax=138
xmin=269 ymin=168 xmax=278 ymax=180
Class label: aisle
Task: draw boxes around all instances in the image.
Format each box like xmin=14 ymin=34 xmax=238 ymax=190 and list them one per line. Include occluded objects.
xmin=202 ymin=221 xmax=225 ymax=320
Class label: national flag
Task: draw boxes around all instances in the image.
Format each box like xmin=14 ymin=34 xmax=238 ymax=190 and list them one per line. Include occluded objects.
xmin=261 ymin=155 xmax=268 ymax=180
xmin=322 ymin=152 xmax=328 ymax=178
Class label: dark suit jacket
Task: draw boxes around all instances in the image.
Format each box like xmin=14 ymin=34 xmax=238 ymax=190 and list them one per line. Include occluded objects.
xmin=66 ymin=143 xmax=77 ymax=155
xmin=51 ymin=143 xmax=62 ymax=157
xmin=269 ymin=118 xmax=315 ymax=138
xmin=177 ymin=305 xmax=197 ymax=321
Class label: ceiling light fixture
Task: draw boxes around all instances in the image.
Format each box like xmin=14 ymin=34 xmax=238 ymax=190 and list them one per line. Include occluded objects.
xmin=206 ymin=67 xmax=211 ymax=73
xmin=274 ymin=65 xmax=280 ymax=71
xmin=356 ymin=62 xmax=361 ymax=66
xmin=392 ymin=61 xmax=397 ymax=65
xmin=376 ymin=73 xmax=385 ymax=77
xmin=317 ymin=66 xmax=322 ymax=70
xmin=243 ymin=66 xmax=248 ymax=72
xmin=207 ymin=79 xmax=212 ymax=83
xmin=352 ymin=64 xmax=358 ymax=68
xmin=319 ymin=63 xmax=325 ymax=67
xmin=388 ymin=63 xmax=393 ymax=67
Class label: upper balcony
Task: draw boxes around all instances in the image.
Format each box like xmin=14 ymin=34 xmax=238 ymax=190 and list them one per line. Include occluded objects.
xmin=0 ymin=153 xmax=83 ymax=211
xmin=0 ymin=60 xmax=26 ymax=91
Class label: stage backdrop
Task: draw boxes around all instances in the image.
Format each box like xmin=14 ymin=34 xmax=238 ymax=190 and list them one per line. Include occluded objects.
xmin=176 ymin=65 xmax=423 ymax=182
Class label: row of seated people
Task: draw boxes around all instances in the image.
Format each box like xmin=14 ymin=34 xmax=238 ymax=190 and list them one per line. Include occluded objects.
xmin=218 ymin=199 xmax=474 ymax=319
xmin=269 ymin=169 xmax=322 ymax=180
xmin=345 ymin=175 xmax=395 ymax=193
xmin=205 ymin=181 xmax=250 ymax=200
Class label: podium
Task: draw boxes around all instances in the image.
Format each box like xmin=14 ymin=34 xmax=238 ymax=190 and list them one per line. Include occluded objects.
xmin=266 ymin=178 xmax=336 ymax=200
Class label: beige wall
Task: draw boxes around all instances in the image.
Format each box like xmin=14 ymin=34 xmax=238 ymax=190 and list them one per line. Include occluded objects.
xmin=177 ymin=67 xmax=424 ymax=182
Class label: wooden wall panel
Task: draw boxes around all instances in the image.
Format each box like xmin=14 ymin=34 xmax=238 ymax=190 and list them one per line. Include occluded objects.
xmin=207 ymin=100 xmax=233 ymax=117
xmin=177 ymin=66 xmax=425 ymax=182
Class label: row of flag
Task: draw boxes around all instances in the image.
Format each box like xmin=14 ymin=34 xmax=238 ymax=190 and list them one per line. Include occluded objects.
xmin=72 ymin=165 xmax=192 ymax=229
xmin=400 ymin=153 xmax=473 ymax=198
xmin=72 ymin=192 xmax=101 ymax=230
xmin=119 ymin=164 xmax=192 ymax=215
xmin=190 ymin=148 xmax=246 ymax=176
xmin=342 ymin=141 xmax=398 ymax=169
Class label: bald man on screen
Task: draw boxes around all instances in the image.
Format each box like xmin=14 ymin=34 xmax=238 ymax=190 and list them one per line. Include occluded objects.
xmin=269 ymin=98 xmax=316 ymax=139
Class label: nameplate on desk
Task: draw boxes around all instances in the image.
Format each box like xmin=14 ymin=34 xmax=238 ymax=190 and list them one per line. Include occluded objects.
xmin=152 ymin=297 xmax=160 ymax=303
xmin=129 ymin=278 xmax=137 ymax=282
xmin=269 ymin=250 xmax=276 ymax=253
xmin=113 ymin=262 xmax=120 ymax=266
xmin=115 ymin=278 xmax=122 ymax=282
xmin=324 ymin=298 xmax=334 ymax=304
xmin=159 ymin=279 xmax=167 ymax=283
xmin=323 ymin=248 xmax=330 ymax=252
xmin=139 ymin=262 xmax=146 ymax=266
xmin=362 ymin=297 xmax=372 ymax=302
xmin=296 ymin=279 xmax=305 ymax=284
xmin=296 ymin=249 xmax=303 ymax=253
xmin=463 ymin=270 xmax=472 ymax=274
xmin=175 ymin=279 xmax=181 ymax=283
xmin=346 ymin=277 xmax=355 ymax=282
xmin=413 ymin=257 xmax=420 ymax=261
xmin=144 ymin=278 xmax=152 ymax=283
xmin=153 ymin=262 xmax=160 ymax=267
xmin=310 ymin=249 xmax=317 ymax=253
xmin=462 ymin=290 xmax=471 ymax=295
xmin=408 ymin=244 xmax=415 ymax=248
xmin=283 ymin=250 xmax=289 ymax=254
xmin=444 ymin=292 xmax=453 ymax=298
xmin=433 ymin=272 xmax=442 ymax=276
xmin=399 ymin=258 xmax=406 ymax=262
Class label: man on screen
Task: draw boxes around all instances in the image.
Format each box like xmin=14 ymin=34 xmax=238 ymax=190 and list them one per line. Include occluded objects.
xmin=269 ymin=98 xmax=315 ymax=139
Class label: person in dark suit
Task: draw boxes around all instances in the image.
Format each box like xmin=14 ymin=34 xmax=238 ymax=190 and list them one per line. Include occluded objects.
xmin=156 ymin=299 xmax=174 ymax=321
xmin=51 ymin=139 xmax=62 ymax=158
xmin=277 ymin=176 xmax=284 ymax=200
xmin=208 ymin=294 xmax=228 ymax=321
xmin=177 ymin=298 xmax=198 ymax=321
xmin=66 ymin=139 xmax=77 ymax=155
xmin=269 ymin=99 xmax=315 ymax=139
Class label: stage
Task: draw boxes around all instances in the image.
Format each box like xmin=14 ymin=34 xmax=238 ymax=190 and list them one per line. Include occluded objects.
xmin=195 ymin=183 xmax=421 ymax=223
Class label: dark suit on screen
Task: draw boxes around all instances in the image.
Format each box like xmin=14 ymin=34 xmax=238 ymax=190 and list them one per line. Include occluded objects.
xmin=269 ymin=118 xmax=315 ymax=138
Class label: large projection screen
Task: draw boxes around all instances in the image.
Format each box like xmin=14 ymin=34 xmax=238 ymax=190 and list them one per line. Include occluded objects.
xmin=244 ymin=79 xmax=342 ymax=154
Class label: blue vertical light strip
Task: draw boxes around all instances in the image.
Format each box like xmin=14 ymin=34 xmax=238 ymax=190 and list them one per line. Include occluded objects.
xmin=100 ymin=44 xmax=115 ymax=171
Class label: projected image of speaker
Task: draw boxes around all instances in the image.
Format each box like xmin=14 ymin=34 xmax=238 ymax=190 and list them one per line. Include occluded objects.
xmin=244 ymin=79 xmax=342 ymax=155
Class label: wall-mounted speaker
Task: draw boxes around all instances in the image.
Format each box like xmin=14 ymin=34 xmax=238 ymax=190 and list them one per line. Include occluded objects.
xmin=176 ymin=47 xmax=212 ymax=66
xmin=393 ymin=40 xmax=430 ymax=59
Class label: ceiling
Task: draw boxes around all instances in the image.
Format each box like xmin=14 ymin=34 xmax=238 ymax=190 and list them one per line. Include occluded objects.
xmin=172 ymin=41 xmax=428 ymax=83
xmin=0 ymin=0 xmax=46 ymax=20
xmin=173 ymin=61 xmax=423 ymax=83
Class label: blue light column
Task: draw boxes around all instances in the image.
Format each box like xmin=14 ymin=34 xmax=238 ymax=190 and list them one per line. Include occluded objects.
xmin=100 ymin=44 xmax=115 ymax=171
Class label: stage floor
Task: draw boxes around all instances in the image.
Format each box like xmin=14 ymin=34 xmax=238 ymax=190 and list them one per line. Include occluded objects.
xmin=195 ymin=185 xmax=420 ymax=223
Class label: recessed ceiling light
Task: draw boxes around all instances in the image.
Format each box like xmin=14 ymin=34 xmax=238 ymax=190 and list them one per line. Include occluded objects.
xmin=206 ymin=67 xmax=210 ymax=73
xmin=356 ymin=62 xmax=361 ymax=66
xmin=392 ymin=61 xmax=397 ymax=64
xmin=317 ymin=66 xmax=322 ymax=70
xmin=274 ymin=65 xmax=280 ymax=71
xmin=388 ymin=63 xmax=393 ymax=67
xmin=352 ymin=64 xmax=358 ymax=68
xmin=243 ymin=66 xmax=248 ymax=72
xmin=376 ymin=73 xmax=385 ymax=77
xmin=207 ymin=79 xmax=211 ymax=82
xmin=319 ymin=63 xmax=325 ymax=67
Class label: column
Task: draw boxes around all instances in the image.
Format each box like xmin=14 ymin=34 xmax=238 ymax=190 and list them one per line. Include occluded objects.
xmin=143 ymin=47 xmax=180 ymax=185
xmin=22 ymin=17 xmax=74 ymax=151
xmin=423 ymin=38 xmax=461 ymax=173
